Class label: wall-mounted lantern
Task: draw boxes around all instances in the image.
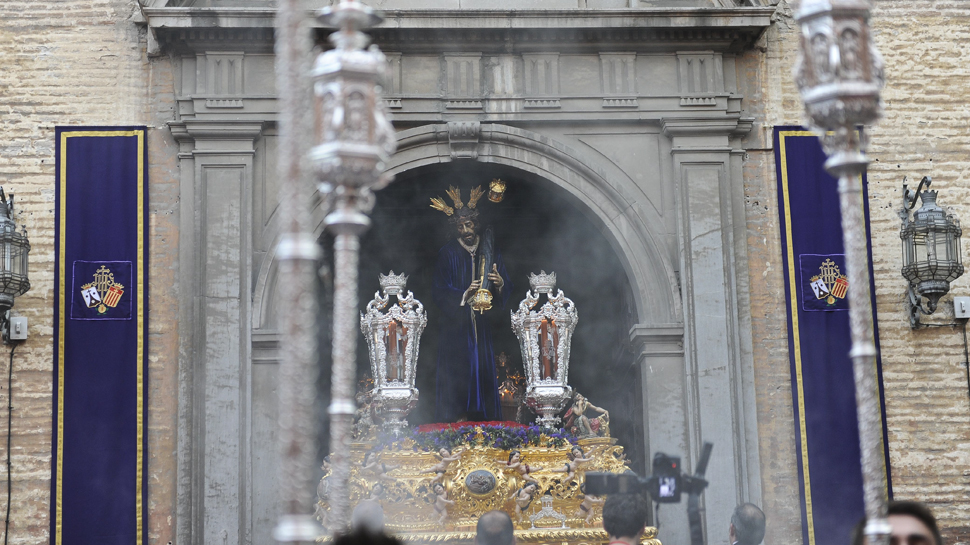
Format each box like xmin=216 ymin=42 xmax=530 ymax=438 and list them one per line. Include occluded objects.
xmin=900 ymin=176 xmax=964 ymax=328
xmin=0 ymin=188 xmax=30 ymax=316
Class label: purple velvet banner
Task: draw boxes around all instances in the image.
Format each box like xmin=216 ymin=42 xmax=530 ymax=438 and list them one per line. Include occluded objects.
xmin=774 ymin=127 xmax=891 ymax=545
xmin=52 ymin=127 xmax=148 ymax=545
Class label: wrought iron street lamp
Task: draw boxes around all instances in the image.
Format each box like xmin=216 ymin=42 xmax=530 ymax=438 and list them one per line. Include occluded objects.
xmin=793 ymin=0 xmax=890 ymax=543
xmin=900 ymin=176 xmax=964 ymax=328
xmin=0 ymin=188 xmax=30 ymax=316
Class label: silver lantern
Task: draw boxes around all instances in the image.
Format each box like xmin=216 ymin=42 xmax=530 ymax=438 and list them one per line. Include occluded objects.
xmin=794 ymin=1 xmax=890 ymax=544
xmin=311 ymin=0 xmax=397 ymax=533
xmin=360 ymin=272 xmax=427 ymax=434
xmin=511 ymin=271 xmax=577 ymax=428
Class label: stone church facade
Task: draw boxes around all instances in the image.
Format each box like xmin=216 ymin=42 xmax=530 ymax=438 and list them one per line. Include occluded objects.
xmin=1 ymin=1 xmax=968 ymax=545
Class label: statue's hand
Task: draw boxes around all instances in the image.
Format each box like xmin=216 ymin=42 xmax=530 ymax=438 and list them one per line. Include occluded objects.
xmin=463 ymin=279 xmax=482 ymax=301
xmin=488 ymin=264 xmax=504 ymax=291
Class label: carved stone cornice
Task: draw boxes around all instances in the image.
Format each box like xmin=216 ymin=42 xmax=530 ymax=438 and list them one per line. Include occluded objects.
xmin=170 ymin=120 xmax=264 ymax=141
xmin=145 ymin=7 xmax=774 ymax=53
xmin=660 ymin=116 xmax=755 ymax=140
xmin=630 ymin=323 xmax=685 ymax=358
xmin=169 ymin=120 xmax=264 ymax=154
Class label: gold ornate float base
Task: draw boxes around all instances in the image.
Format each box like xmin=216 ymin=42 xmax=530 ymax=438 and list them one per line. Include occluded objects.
xmin=317 ymin=436 xmax=660 ymax=545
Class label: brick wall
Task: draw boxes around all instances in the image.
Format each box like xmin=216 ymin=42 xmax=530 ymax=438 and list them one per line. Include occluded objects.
xmin=758 ymin=1 xmax=970 ymax=543
xmin=3 ymin=2 xmax=968 ymax=545
xmin=0 ymin=1 xmax=179 ymax=543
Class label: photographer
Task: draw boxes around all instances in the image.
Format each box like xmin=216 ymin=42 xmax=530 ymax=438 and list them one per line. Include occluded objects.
xmin=602 ymin=493 xmax=650 ymax=545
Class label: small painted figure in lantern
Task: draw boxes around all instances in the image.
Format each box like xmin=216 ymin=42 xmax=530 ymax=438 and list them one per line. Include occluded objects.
xmin=362 ymin=450 xmax=398 ymax=481
xmin=563 ymin=393 xmax=609 ymax=438
xmin=539 ymin=318 xmax=558 ymax=379
xmin=550 ymin=446 xmax=593 ymax=483
xmin=421 ymin=447 xmax=463 ymax=483
xmin=385 ymin=319 xmax=407 ymax=381
xmin=431 ymin=482 xmax=455 ymax=524
xmin=576 ymin=483 xmax=604 ymax=526
xmin=509 ymin=482 xmax=538 ymax=523
xmin=507 ymin=450 xmax=541 ymax=483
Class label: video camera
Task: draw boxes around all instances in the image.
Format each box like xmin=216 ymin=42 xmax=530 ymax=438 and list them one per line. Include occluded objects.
xmin=584 ymin=442 xmax=713 ymax=503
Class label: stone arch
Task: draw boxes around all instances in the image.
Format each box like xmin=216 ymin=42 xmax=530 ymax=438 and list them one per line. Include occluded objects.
xmin=387 ymin=123 xmax=681 ymax=325
xmin=252 ymin=122 xmax=682 ymax=329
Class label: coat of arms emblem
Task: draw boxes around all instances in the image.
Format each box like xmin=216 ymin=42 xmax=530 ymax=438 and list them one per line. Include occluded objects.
xmin=809 ymin=258 xmax=848 ymax=306
xmin=80 ymin=265 xmax=125 ymax=315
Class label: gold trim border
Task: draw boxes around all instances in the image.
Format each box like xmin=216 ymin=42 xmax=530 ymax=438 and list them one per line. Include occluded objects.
xmin=777 ymin=129 xmax=817 ymax=545
xmin=55 ymin=129 xmax=146 ymax=545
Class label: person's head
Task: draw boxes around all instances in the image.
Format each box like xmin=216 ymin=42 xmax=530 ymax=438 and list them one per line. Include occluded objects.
xmin=433 ymin=483 xmax=445 ymax=495
xmin=851 ymin=501 xmax=942 ymax=545
xmin=334 ymin=529 xmax=400 ymax=545
xmin=453 ymin=210 xmax=480 ymax=245
xmin=508 ymin=450 xmax=521 ymax=464
xmin=602 ymin=493 xmax=649 ymax=540
xmin=439 ymin=447 xmax=451 ymax=457
xmin=730 ymin=503 xmax=766 ymax=545
xmin=523 ymin=482 xmax=538 ymax=494
xmin=351 ymin=500 xmax=385 ymax=533
xmin=568 ymin=447 xmax=584 ymax=461
xmin=475 ymin=510 xmax=515 ymax=545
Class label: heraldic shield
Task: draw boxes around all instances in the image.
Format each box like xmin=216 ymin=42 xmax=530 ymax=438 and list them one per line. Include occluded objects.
xmin=799 ymin=254 xmax=850 ymax=312
xmin=71 ymin=260 xmax=132 ymax=320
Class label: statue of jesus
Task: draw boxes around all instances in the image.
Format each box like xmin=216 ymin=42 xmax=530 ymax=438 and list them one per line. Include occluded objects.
xmin=430 ymin=186 xmax=513 ymax=422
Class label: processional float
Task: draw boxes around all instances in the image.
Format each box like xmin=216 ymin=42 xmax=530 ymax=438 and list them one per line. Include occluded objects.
xmin=310 ymin=268 xmax=653 ymax=545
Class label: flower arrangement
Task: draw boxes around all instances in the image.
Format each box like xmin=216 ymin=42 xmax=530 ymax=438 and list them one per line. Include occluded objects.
xmin=376 ymin=423 xmax=578 ymax=452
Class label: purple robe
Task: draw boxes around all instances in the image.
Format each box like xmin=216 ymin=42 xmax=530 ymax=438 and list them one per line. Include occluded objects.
xmin=432 ymin=238 xmax=512 ymax=422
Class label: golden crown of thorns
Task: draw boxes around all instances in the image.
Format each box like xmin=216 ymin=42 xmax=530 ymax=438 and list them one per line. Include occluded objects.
xmin=429 ymin=185 xmax=485 ymax=217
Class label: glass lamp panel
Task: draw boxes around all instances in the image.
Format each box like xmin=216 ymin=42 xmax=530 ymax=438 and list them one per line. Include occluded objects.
xmin=914 ymin=233 xmax=928 ymax=263
xmin=1 ymin=241 xmax=10 ymax=280
xmin=936 ymin=234 xmax=950 ymax=263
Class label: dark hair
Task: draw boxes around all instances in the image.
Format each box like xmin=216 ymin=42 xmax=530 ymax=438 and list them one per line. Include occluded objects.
xmin=731 ymin=503 xmax=766 ymax=545
xmin=508 ymin=450 xmax=520 ymax=464
xmin=602 ymin=494 xmax=648 ymax=539
xmin=432 ymin=482 xmax=445 ymax=494
xmin=851 ymin=501 xmax=942 ymax=545
xmin=334 ymin=529 xmax=401 ymax=545
xmin=476 ymin=510 xmax=515 ymax=545
xmin=449 ymin=207 xmax=480 ymax=226
xmin=568 ymin=447 xmax=584 ymax=461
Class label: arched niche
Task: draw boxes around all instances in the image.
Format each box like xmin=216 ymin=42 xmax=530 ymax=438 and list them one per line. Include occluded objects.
xmin=252 ymin=123 xmax=685 ymax=468
xmin=254 ymin=123 xmax=681 ymax=332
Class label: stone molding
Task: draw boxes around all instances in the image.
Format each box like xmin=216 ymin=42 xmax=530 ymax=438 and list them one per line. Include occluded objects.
xmin=145 ymin=8 xmax=774 ymax=53
xmin=386 ymin=122 xmax=682 ymax=324
xmin=447 ymin=121 xmax=481 ymax=160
